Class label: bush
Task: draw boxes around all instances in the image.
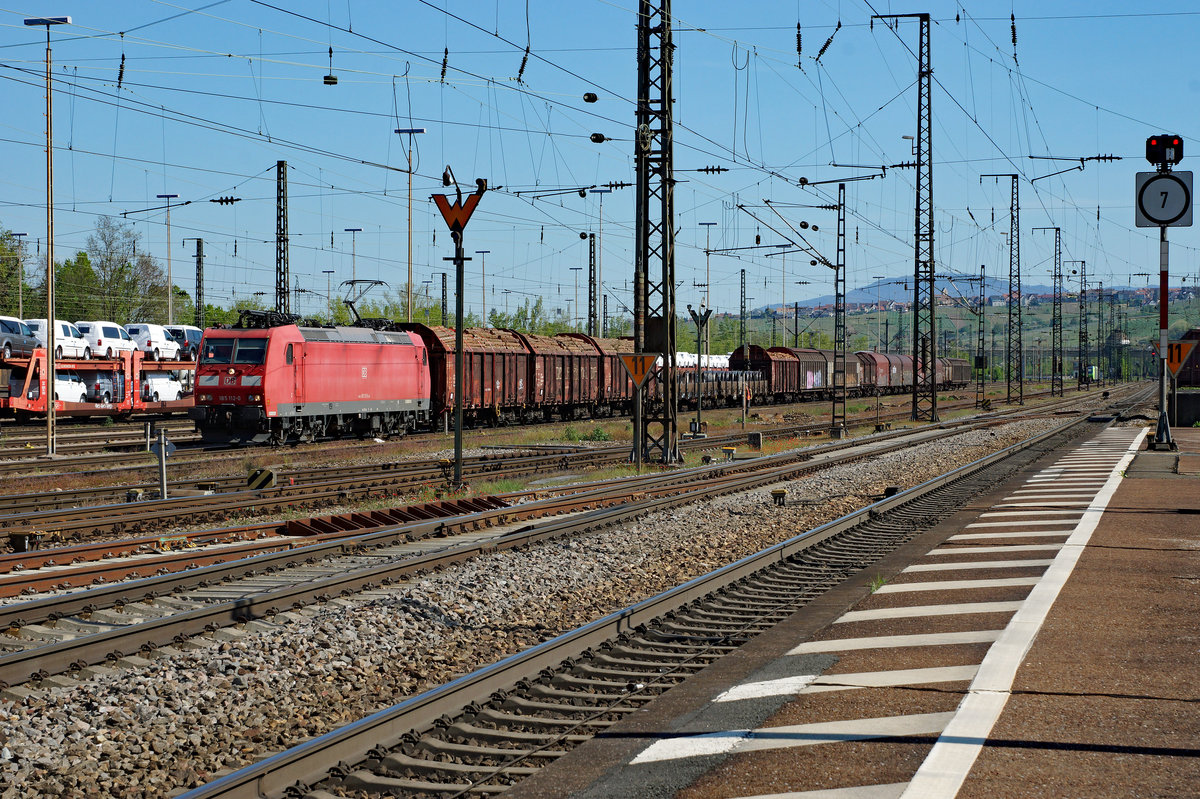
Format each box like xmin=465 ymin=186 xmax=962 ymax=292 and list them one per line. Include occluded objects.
xmin=585 ymin=426 xmax=612 ymax=441
xmin=563 ymin=426 xmax=579 ymax=442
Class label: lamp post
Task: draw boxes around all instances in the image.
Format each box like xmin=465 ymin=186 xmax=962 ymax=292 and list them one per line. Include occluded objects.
xmin=344 ymin=227 xmax=362 ymax=282
xmin=11 ymin=232 xmax=27 ymax=317
xmin=475 ymin=250 xmax=490 ymax=324
xmin=25 ymin=14 xmax=70 ymax=458
xmin=156 ymin=194 xmax=178 ymax=323
xmin=395 ymin=127 xmax=426 ymax=322
xmin=570 ymin=266 xmax=582 ymax=330
xmin=322 ymin=270 xmax=334 ymax=318
xmin=699 ymin=221 xmax=716 ymax=354
xmin=688 ymin=303 xmax=712 ymax=438
xmin=872 ymin=275 xmax=886 ymax=350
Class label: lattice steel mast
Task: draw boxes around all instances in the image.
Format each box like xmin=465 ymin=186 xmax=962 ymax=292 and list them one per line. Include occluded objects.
xmin=1077 ymin=260 xmax=1088 ymax=389
xmin=832 ymin=183 xmax=847 ymax=434
xmin=1035 ymin=227 xmax=1063 ymax=397
xmin=975 ymin=263 xmax=986 ymax=407
xmin=193 ymin=239 xmax=204 ymax=329
xmin=275 ymin=160 xmax=289 ymax=315
xmin=587 ymin=233 xmax=598 ymax=336
xmin=876 ymin=13 xmax=936 ymax=421
xmin=633 ymin=0 xmax=679 ymax=463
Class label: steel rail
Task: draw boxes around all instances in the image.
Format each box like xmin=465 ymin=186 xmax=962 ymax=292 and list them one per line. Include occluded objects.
xmin=0 ymin=421 xmax=977 ymax=689
xmin=180 ymin=412 xmax=1098 ymax=799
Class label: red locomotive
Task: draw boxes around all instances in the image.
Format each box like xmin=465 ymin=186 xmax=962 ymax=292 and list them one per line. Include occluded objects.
xmin=191 ymin=311 xmax=430 ymax=443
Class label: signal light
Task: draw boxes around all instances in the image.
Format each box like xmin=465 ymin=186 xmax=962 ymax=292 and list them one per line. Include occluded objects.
xmin=1146 ymin=134 xmax=1183 ymax=166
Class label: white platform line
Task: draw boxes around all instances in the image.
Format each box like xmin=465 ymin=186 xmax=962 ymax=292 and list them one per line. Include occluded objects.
xmin=799 ymin=665 xmax=979 ymax=694
xmin=727 ymin=782 xmax=908 ymax=799
xmin=713 ymin=666 xmax=978 ymax=703
xmin=1018 ymin=476 xmax=1107 ymax=482
xmin=993 ymin=501 xmax=1091 ymax=508
xmin=790 ymin=630 xmax=1004 ymax=654
xmin=900 ymin=430 xmax=1144 ymax=799
xmin=630 ymin=713 xmax=956 ymax=764
xmin=977 ymin=509 xmax=1084 ymax=518
xmin=903 ymin=559 xmax=1054 ymax=572
xmin=876 ymin=577 xmax=1039 ymax=593
xmin=947 ymin=530 xmax=1074 ymax=541
xmin=1008 ymin=484 xmax=1099 ymax=491
xmin=835 ymin=601 xmax=1023 ymax=623
xmin=928 ymin=544 xmax=1063 ymax=555
xmin=969 ymin=515 xmax=1084 ymax=523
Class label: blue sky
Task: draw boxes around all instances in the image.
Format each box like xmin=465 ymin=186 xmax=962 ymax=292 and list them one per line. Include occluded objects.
xmin=2 ymin=1 xmax=1198 ymax=322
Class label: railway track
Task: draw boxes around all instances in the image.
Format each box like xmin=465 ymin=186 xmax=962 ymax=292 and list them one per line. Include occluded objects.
xmin=178 ymin=399 xmax=1132 ymax=799
xmin=0 ymin=382 xmax=1088 ymax=477
xmin=0 ymin=416 xmax=1020 ymax=691
xmin=0 ymin=384 xmax=1103 ymax=551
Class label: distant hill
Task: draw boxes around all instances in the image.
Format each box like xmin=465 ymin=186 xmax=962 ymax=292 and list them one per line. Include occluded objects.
xmin=766 ymin=273 xmax=1126 ymax=311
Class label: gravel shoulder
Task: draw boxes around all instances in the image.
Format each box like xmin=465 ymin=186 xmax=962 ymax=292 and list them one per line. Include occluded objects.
xmin=0 ymin=418 xmax=1066 ymax=797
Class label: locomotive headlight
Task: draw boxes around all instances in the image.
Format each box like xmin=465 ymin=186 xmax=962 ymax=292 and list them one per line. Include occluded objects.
xmin=200 ymin=393 xmax=212 ymax=402
xmin=251 ymin=394 xmax=261 ymax=402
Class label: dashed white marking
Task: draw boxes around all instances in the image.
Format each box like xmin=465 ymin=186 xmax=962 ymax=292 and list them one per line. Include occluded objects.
xmin=713 ymin=674 xmax=819 ymax=702
xmin=900 ymin=429 xmax=1145 ymax=799
xmin=965 ymin=519 xmax=1082 ymax=527
xmin=630 ymin=713 xmax=955 ymax=764
xmin=903 ymin=559 xmax=1054 ymax=572
xmin=947 ymin=530 xmax=1074 ymax=540
xmin=977 ymin=509 xmax=1085 ymax=518
xmin=726 ymin=782 xmax=908 ymax=799
xmin=928 ymin=543 xmax=1063 ymax=555
xmin=835 ymin=601 xmax=1022 ymax=623
xmin=876 ymin=577 xmax=1039 ymax=593
xmin=789 ymin=630 xmax=1004 ymax=654
xmin=993 ymin=500 xmax=1092 ymax=507
xmin=800 ymin=665 xmax=978 ymax=694
xmin=1009 ymin=485 xmax=1103 ymax=491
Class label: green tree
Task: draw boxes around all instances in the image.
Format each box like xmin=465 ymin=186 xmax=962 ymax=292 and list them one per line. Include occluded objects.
xmin=0 ymin=227 xmax=31 ymax=318
xmin=84 ymin=217 xmax=168 ymax=322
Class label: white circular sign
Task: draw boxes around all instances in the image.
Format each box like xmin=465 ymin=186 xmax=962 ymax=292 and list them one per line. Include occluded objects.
xmin=1137 ymin=173 xmax=1191 ymax=225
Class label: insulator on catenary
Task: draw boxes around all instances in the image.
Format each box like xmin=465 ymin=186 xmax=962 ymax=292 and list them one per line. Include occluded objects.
xmin=117 ymin=53 xmax=125 ymax=89
xmin=440 ymin=48 xmax=448 ymax=83
xmin=815 ymin=21 xmax=841 ymax=63
xmin=517 ymin=46 xmax=530 ymax=84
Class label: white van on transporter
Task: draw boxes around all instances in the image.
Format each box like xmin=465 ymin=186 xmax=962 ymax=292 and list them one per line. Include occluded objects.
xmin=75 ymin=320 xmax=137 ymax=359
xmin=124 ymin=323 xmax=181 ymax=361
xmin=23 ymin=319 xmax=91 ymax=359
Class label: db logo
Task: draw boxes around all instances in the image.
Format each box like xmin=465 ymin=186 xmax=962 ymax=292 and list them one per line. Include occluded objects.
xmin=223 ymin=376 xmax=236 ymax=385
xmin=361 ymin=367 xmax=368 ymax=378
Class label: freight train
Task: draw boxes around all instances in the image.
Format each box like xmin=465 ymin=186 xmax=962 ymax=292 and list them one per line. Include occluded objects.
xmin=190 ymin=311 xmax=971 ymax=444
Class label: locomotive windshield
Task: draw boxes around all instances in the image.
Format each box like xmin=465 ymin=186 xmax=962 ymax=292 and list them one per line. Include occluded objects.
xmin=233 ymin=338 xmax=268 ymax=364
xmin=201 ymin=340 xmax=234 ymax=363
xmin=201 ymin=337 xmax=267 ymax=365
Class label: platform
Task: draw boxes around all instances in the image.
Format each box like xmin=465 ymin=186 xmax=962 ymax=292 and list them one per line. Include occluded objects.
xmin=507 ymin=425 xmax=1200 ymax=799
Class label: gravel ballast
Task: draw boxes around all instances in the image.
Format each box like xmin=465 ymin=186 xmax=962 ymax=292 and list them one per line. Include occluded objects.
xmin=0 ymin=418 xmax=1068 ymax=797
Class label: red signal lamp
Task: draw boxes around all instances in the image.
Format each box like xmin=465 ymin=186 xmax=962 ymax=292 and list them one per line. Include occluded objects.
xmin=1146 ymin=134 xmax=1183 ymax=165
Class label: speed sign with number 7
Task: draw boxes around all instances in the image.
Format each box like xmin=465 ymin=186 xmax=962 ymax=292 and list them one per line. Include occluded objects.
xmin=1135 ymin=171 xmax=1193 ymax=227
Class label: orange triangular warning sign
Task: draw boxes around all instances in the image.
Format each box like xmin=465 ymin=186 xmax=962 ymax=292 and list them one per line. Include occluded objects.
xmin=433 ymin=192 xmax=482 ymax=232
xmin=620 ymin=354 xmax=656 ymax=388
xmin=1166 ymin=340 xmax=1198 ymax=378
